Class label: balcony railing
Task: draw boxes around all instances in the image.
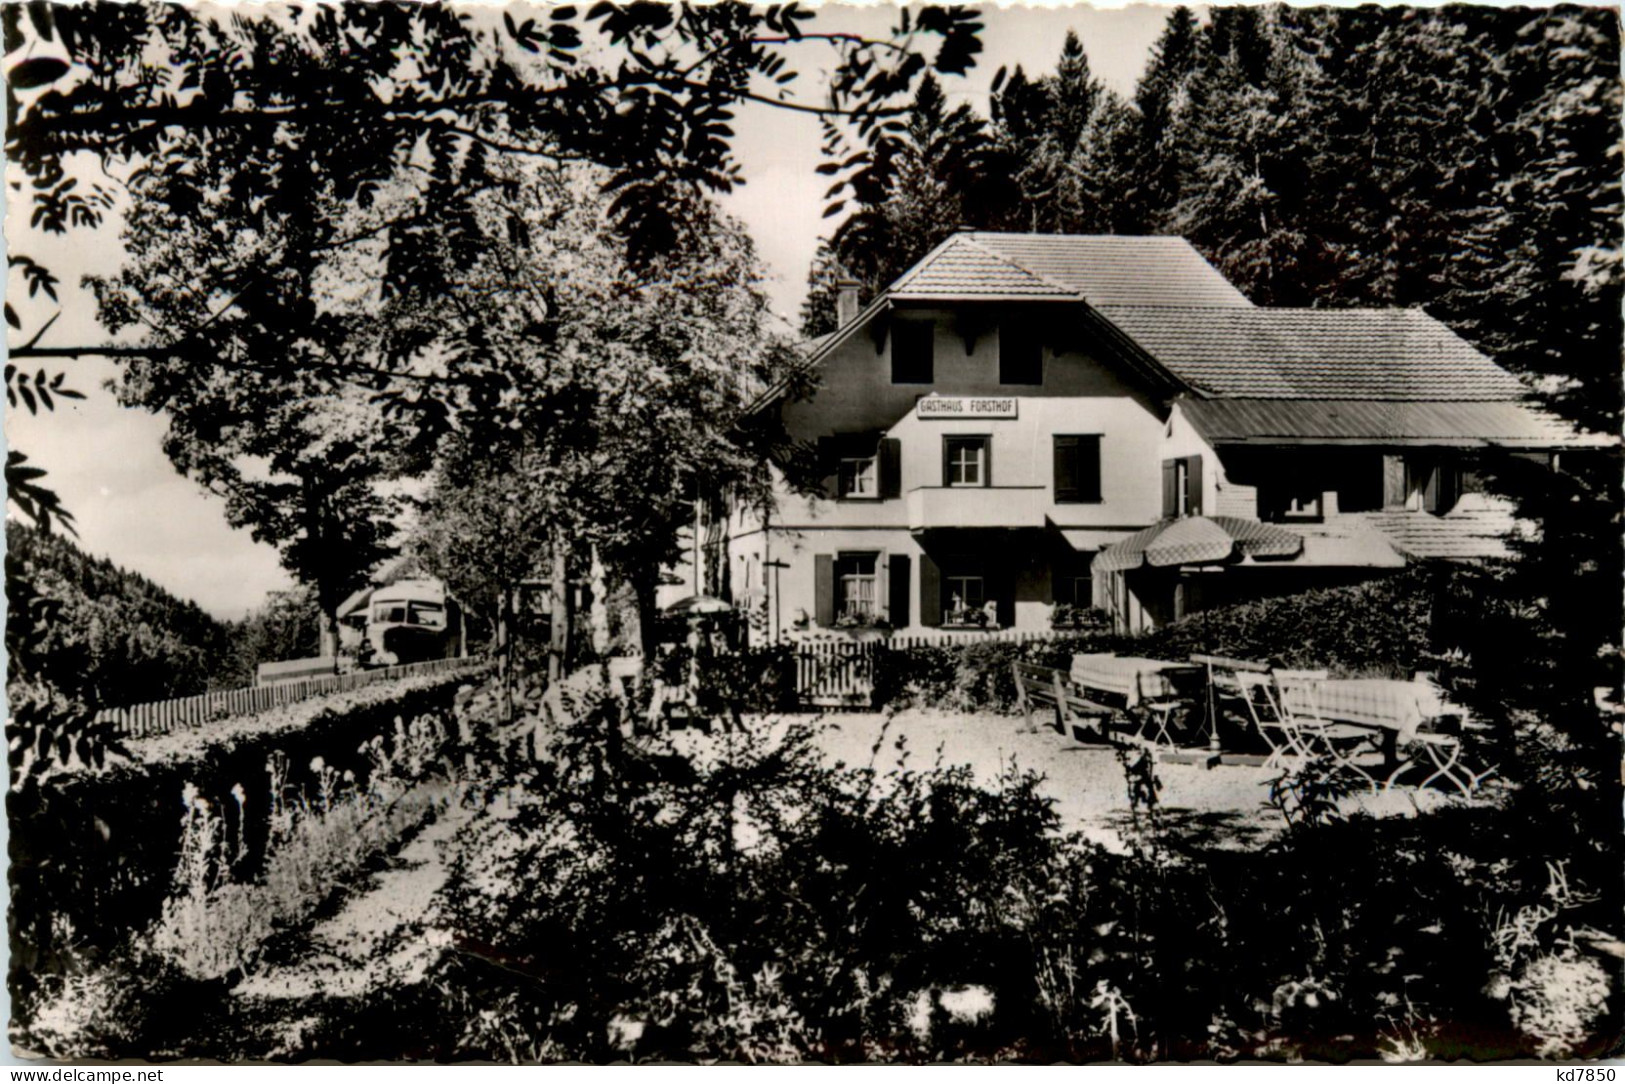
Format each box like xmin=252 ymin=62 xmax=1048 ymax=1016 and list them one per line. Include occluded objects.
xmin=906 ymin=486 xmax=1048 ymax=531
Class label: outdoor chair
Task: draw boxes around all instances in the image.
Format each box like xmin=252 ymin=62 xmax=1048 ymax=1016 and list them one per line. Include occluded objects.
xmin=1383 ymin=707 xmax=1497 ymax=798
xmin=1132 ymin=666 xmax=1205 ymax=749
xmin=1271 ymin=669 xmax=1386 ymax=790
xmin=1233 ymin=670 xmax=1298 ymax=768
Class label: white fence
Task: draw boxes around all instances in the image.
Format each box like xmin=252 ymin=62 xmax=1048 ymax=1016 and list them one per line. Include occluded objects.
xmin=94 ymin=656 xmax=486 ymax=739
xmin=789 ymin=628 xmax=1101 ymax=707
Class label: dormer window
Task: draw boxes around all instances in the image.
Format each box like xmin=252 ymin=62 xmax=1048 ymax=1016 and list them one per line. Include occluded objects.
xmin=892 ymin=320 xmax=934 ymax=384
xmin=999 ymin=324 xmax=1042 ymax=385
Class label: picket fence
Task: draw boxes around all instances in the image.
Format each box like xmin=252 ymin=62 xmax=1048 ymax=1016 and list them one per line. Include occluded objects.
xmin=94 ymin=655 xmax=486 ymax=740
xmin=790 ymin=627 xmax=1090 ymax=708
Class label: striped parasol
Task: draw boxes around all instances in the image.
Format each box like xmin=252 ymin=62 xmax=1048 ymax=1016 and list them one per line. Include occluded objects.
xmin=1094 ymin=516 xmax=1304 ymax=573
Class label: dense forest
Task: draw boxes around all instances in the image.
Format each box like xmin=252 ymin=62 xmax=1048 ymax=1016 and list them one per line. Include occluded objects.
xmin=4 ymin=522 xmax=317 ymax=706
xmin=806 ymin=5 xmax=1619 ymax=436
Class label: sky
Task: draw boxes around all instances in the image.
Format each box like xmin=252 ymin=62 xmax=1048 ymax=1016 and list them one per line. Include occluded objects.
xmin=2 ymin=3 xmax=1175 ymax=621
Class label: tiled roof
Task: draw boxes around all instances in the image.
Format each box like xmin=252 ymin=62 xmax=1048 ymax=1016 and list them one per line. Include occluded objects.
xmin=888 ymin=233 xmax=1253 ymax=307
xmin=1099 ymin=306 xmax=1526 ymax=400
xmin=970 ymin=233 xmax=1254 ymax=307
xmin=1179 ymin=398 xmax=1599 ymax=447
xmin=1343 ymin=495 xmax=1524 ymax=560
xmin=1263 ymin=496 xmax=1521 ymax=565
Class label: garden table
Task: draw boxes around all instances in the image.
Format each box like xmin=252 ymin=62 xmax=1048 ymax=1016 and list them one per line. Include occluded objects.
xmin=1070 ymin=654 xmax=1196 ymax=707
xmin=1275 ymin=678 xmax=1461 ymax=743
xmin=1274 ymin=677 xmax=1484 ymax=793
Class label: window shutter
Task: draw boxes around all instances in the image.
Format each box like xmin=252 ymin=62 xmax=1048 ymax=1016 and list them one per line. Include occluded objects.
xmin=879 ymin=438 xmax=902 ymax=500
xmin=888 ymin=553 xmax=911 ymax=627
xmin=813 ymin=554 xmax=834 ymax=627
xmin=1383 ymin=455 xmax=1408 ymax=509
xmin=993 ymin=565 xmax=1016 ymax=629
xmin=892 ymin=321 xmax=934 ymax=384
xmin=1054 ymin=436 xmax=1079 ymax=502
xmin=1078 ymin=436 xmax=1101 ymax=502
xmin=817 ymin=437 xmax=838 ymax=498
xmin=1161 ymin=460 xmax=1178 ymax=518
xmin=1185 ymin=455 xmax=1204 ymax=516
xmin=919 ymin=553 xmax=941 ymax=627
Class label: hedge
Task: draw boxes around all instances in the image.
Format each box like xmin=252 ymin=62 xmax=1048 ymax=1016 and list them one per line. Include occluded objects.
xmin=7 ymin=671 xmax=477 ymax=1006
xmin=866 ymin=569 xmax=1441 ymax=715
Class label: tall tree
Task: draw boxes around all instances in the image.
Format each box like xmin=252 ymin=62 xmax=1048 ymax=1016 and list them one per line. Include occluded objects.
xmin=804 ymin=73 xmax=1003 ymax=333
xmin=392 ymin=161 xmax=793 ymax=667
xmin=5 ymin=2 xmax=988 ymax=533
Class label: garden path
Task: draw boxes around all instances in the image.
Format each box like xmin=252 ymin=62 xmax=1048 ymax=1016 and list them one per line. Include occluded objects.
xmin=233 ymin=793 xmax=473 ymax=1005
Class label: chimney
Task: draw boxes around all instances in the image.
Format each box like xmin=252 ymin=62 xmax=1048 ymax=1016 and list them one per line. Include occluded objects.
xmin=835 ymin=279 xmax=861 ymax=327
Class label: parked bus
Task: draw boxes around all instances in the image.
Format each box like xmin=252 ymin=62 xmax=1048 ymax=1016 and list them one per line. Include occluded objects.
xmin=340 ymin=579 xmax=467 ymax=669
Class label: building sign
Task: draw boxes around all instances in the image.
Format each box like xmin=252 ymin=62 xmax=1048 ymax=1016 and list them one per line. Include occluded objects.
xmin=915 ymin=396 xmax=1019 ymax=420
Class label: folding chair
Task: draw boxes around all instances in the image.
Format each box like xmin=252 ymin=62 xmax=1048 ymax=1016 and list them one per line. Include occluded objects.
xmin=1272 ymin=669 xmax=1385 ymax=791
xmin=1234 ymin=670 xmax=1299 ymax=768
xmin=1133 ymin=666 xmax=1202 ymax=749
xmin=1385 ymin=713 xmax=1498 ymax=797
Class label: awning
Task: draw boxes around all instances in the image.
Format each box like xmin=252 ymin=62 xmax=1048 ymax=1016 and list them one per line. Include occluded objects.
xmin=663 ymin=594 xmax=733 ymax=615
xmin=1094 ymin=516 xmax=1304 ymax=573
xmin=1058 ymin=528 xmax=1142 ymax=553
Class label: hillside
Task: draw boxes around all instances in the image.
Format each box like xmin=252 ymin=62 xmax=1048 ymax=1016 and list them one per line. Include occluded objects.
xmin=5 ymin=522 xmax=248 ymax=706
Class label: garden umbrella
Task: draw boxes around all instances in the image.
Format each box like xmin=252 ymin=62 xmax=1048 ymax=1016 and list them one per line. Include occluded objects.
xmin=1094 ymin=516 xmax=1304 ymax=572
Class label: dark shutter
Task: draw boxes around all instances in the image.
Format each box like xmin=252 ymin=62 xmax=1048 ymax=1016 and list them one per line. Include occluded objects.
xmin=892 ymin=320 xmax=934 ymax=384
xmin=919 ymin=552 xmax=941 ymax=627
xmin=1054 ymin=436 xmax=1079 ymax=502
xmin=1185 ymin=455 xmax=1204 ymax=516
xmin=879 ymin=438 xmax=902 ymax=499
xmin=993 ymin=563 xmax=1016 ymax=629
xmin=1161 ymin=460 xmax=1178 ymax=518
xmin=888 ymin=553 xmax=911 ymax=628
xmin=1078 ymin=437 xmax=1101 ymax=502
xmin=999 ymin=323 xmax=1043 ymax=385
xmin=813 ymin=554 xmax=834 ymax=627
xmin=817 ymin=437 xmax=838 ymax=498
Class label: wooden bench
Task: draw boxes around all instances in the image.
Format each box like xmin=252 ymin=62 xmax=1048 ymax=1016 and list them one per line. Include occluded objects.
xmin=1013 ymin=662 xmax=1114 ymax=741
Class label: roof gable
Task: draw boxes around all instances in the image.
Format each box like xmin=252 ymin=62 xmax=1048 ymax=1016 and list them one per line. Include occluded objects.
xmin=888 ymin=233 xmax=1077 ymax=299
xmin=1100 ymin=306 xmax=1525 ymax=401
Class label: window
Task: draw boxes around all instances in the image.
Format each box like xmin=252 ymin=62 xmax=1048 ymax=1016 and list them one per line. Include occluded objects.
xmin=891 ymin=320 xmax=934 ymax=384
xmin=999 ymin=323 xmax=1043 ymax=385
xmin=836 ymin=553 xmax=878 ymax=619
xmin=1386 ymin=456 xmax=1462 ymax=514
xmin=409 ymin=601 xmax=447 ymax=628
xmin=943 ymin=573 xmax=986 ymax=625
xmin=1161 ymin=455 xmax=1202 ymax=517
xmin=838 ymin=455 xmax=877 ymax=498
xmin=1261 ymin=479 xmax=1323 ymax=522
xmin=944 ymin=436 xmax=989 ymax=487
xmin=1053 ymin=435 xmax=1102 ymax=503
